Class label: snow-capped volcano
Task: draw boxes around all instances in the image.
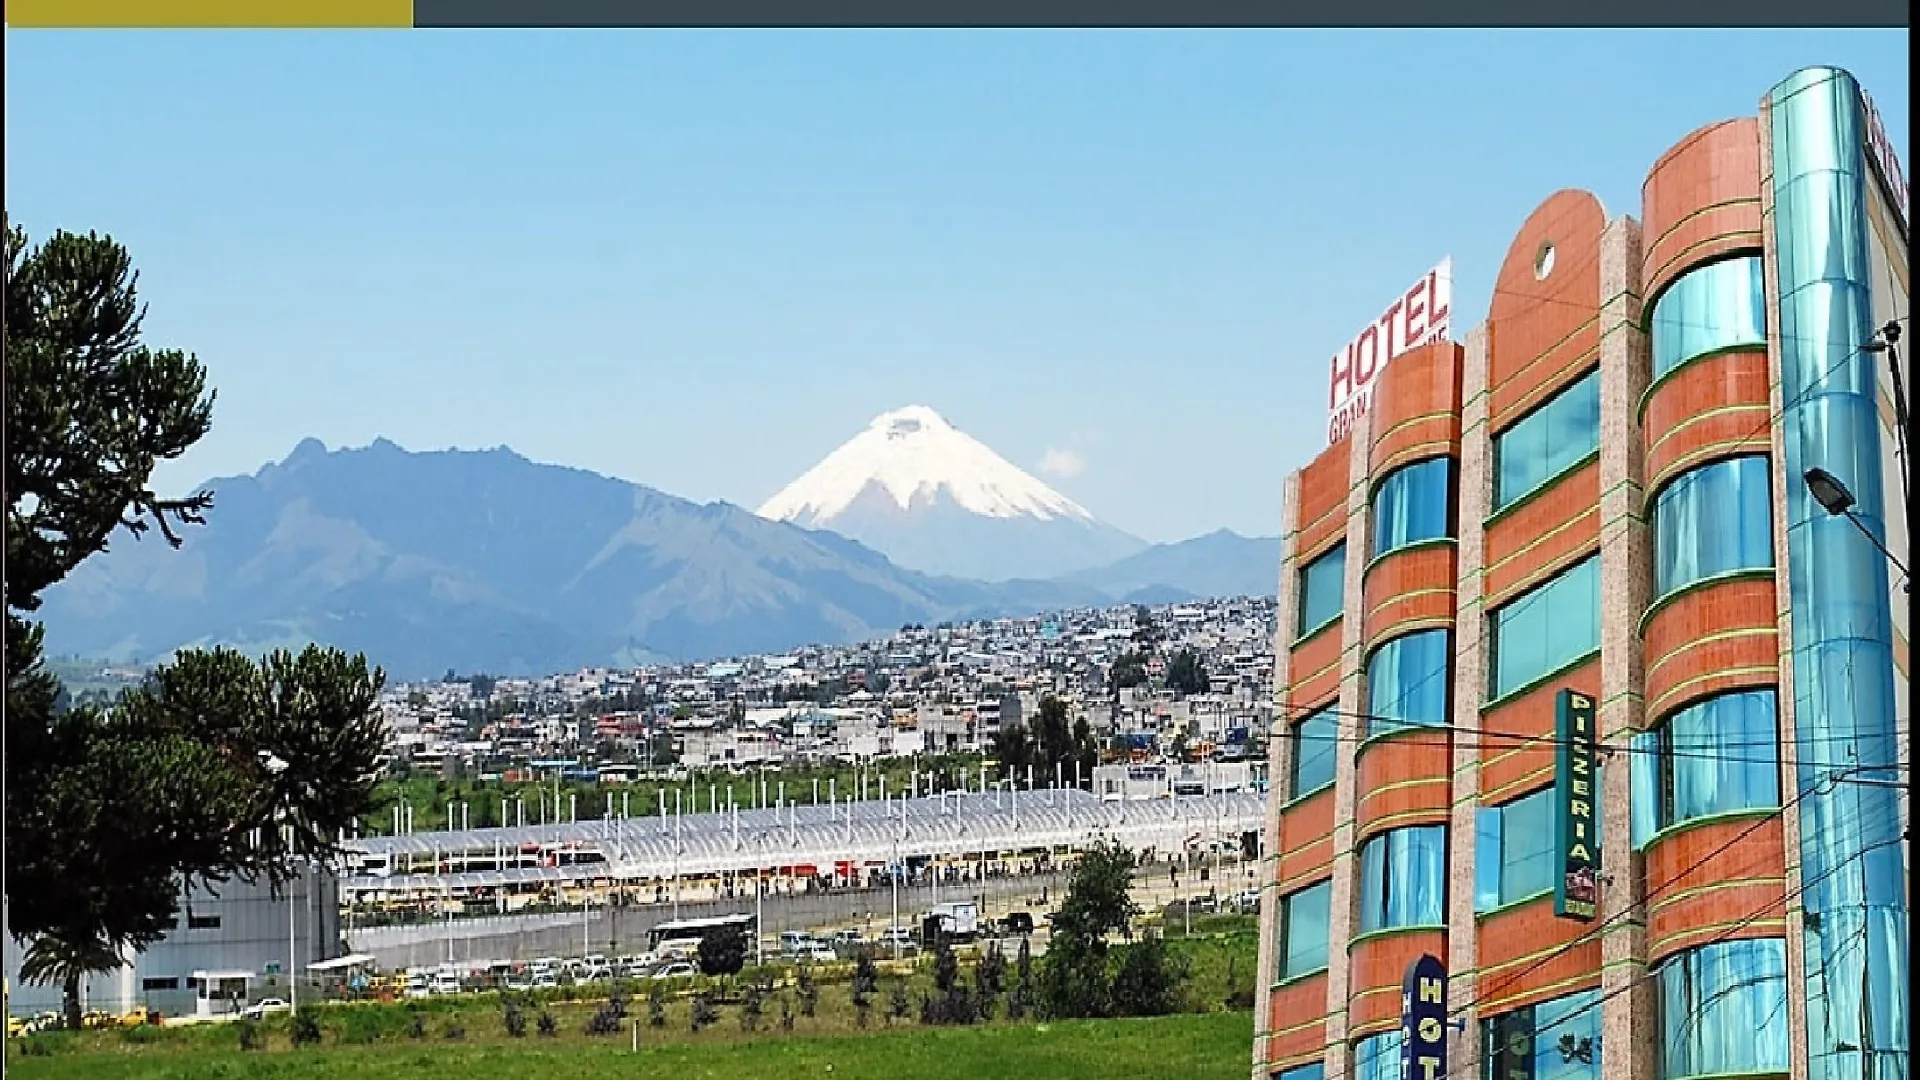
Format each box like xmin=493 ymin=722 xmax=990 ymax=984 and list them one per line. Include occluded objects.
xmin=759 ymin=405 xmax=1146 ymax=581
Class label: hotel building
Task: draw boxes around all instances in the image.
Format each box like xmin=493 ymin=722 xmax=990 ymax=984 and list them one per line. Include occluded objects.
xmin=1252 ymin=67 xmax=1909 ymax=1080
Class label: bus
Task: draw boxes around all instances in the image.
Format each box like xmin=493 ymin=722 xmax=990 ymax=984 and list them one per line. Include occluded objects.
xmin=644 ymin=914 xmax=758 ymax=955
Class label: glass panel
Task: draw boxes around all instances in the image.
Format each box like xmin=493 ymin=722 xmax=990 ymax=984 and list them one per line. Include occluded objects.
xmin=1649 ymin=256 xmax=1768 ymax=381
xmin=1298 ymin=542 xmax=1348 ymax=637
xmin=1365 ymin=629 xmax=1452 ymax=738
xmin=1474 ymin=804 xmax=1503 ymax=913
xmin=1655 ymin=938 xmax=1790 ymax=1079
xmin=1663 ymin=689 xmax=1781 ymax=828
xmin=1358 ymin=825 xmax=1447 ymax=933
xmin=1493 ymin=369 xmax=1601 ymax=509
xmin=1373 ymin=457 xmax=1456 ymax=560
xmin=1489 ymin=556 xmax=1601 ymax=698
xmin=1481 ymin=989 xmax=1604 ymax=1080
xmin=1291 ymin=706 xmax=1338 ymax=799
xmin=1278 ymin=1064 xmax=1326 ymax=1080
xmin=1354 ymin=1031 xmax=1404 ymax=1080
xmin=1281 ymin=880 xmax=1333 ymax=980
xmin=1629 ymin=730 xmax=1660 ymax=850
xmin=1651 ymin=455 xmax=1775 ymax=599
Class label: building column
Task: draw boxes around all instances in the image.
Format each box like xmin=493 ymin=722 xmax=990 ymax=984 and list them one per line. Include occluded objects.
xmin=1321 ymin=407 xmax=1376 ymax=1080
xmin=1596 ymin=214 xmax=1656 ymax=1080
xmin=1757 ymin=92 xmax=1813 ymax=1080
xmin=1254 ymin=473 xmax=1306 ymax=1080
xmin=1446 ymin=324 xmax=1493 ymax=1080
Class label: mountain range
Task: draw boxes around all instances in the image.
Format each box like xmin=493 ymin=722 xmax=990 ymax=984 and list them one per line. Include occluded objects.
xmin=40 ymin=420 xmax=1280 ymax=679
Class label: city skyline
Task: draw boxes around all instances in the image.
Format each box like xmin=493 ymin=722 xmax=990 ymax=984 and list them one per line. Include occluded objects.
xmin=5 ymin=30 xmax=1909 ymax=542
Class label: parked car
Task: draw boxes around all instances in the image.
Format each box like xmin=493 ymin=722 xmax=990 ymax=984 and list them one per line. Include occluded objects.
xmin=241 ymin=999 xmax=290 ymax=1020
xmin=999 ymin=911 xmax=1036 ymax=936
xmin=650 ymin=961 xmax=697 ymax=980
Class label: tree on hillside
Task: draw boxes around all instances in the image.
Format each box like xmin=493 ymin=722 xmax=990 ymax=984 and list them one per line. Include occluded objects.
xmin=1165 ymin=649 xmax=1208 ymax=697
xmin=1108 ymin=650 xmax=1148 ymax=693
xmin=993 ymin=694 xmax=1096 ymax=788
xmin=4 ymin=220 xmax=388 ymax=1028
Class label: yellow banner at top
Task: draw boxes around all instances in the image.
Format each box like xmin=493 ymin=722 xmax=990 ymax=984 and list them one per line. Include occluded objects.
xmin=6 ymin=0 xmax=412 ymax=26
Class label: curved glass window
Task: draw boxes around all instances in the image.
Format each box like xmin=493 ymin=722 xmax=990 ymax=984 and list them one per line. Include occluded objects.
xmin=1493 ymin=369 xmax=1601 ymax=510
xmin=1357 ymin=825 xmax=1446 ymax=933
xmin=1365 ymin=630 xmax=1451 ymax=738
xmin=1372 ymin=457 xmax=1456 ymax=560
xmin=1629 ymin=689 xmax=1780 ymax=848
xmin=1354 ymin=1031 xmax=1404 ymax=1080
xmin=1650 ymin=256 xmax=1767 ymax=382
xmin=1481 ymin=989 xmax=1603 ymax=1080
xmin=1277 ymin=1063 xmax=1325 ymax=1080
xmin=1655 ymin=938 xmax=1789 ymax=1079
xmin=1489 ymin=555 xmax=1600 ymax=700
xmin=1474 ymin=786 xmax=1556 ymax=911
xmin=1297 ymin=542 xmax=1347 ymax=638
xmin=1277 ymin=880 xmax=1332 ymax=981
xmin=1651 ymin=455 xmax=1774 ymax=599
xmin=1290 ymin=705 xmax=1337 ymax=799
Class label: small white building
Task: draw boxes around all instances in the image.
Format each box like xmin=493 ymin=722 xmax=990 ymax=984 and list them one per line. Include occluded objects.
xmin=4 ymin=861 xmax=341 ymax=1020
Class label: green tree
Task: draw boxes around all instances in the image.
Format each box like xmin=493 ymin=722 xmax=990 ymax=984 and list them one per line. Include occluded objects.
xmin=4 ymin=221 xmax=388 ymax=1028
xmin=1109 ymin=930 xmax=1187 ymax=1017
xmin=1109 ymin=651 xmax=1149 ymax=692
xmin=1037 ymin=841 xmax=1140 ymax=1020
xmin=1165 ymin=648 xmax=1208 ymax=697
xmin=697 ymin=926 xmax=748 ymax=978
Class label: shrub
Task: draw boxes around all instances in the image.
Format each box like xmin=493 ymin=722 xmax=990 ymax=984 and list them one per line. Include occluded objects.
xmin=237 ymin=1018 xmax=265 ymax=1052
xmin=291 ymin=1009 xmax=323 ymax=1047
xmin=647 ymin=984 xmax=667 ymax=1029
xmin=537 ymin=1011 xmax=558 ymax=1038
xmin=503 ymin=999 xmax=527 ymax=1038
xmin=441 ymin=1018 xmax=466 ymax=1041
xmin=408 ymin=1010 xmax=427 ymax=1040
xmin=887 ymin=980 xmax=911 ymax=1024
xmin=689 ymin=993 xmax=719 ymax=1033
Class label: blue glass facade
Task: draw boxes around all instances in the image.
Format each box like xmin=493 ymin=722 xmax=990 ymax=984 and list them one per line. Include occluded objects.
xmin=1655 ymin=938 xmax=1791 ymax=1079
xmin=1290 ymin=705 xmax=1337 ymax=799
xmin=1475 ymin=786 xmax=1559 ymax=911
xmin=1481 ymin=990 xmax=1604 ymax=1080
xmin=1277 ymin=1062 xmax=1325 ymax=1080
xmin=1298 ymin=542 xmax=1347 ymax=637
xmin=1278 ymin=880 xmax=1332 ymax=980
xmin=1488 ymin=555 xmax=1600 ymax=698
xmin=1364 ymin=630 xmax=1451 ymax=738
xmin=1629 ymin=689 xmax=1781 ymax=848
xmin=1357 ymin=825 xmax=1446 ymax=933
xmin=1372 ymin=457 xmax=1455 ymax=560
xmin=1353 ymin=1030 xmax=1403 ymax=1080
xmin=1649 ymin=256 xmax=1768 ymax=382
xmin=1768 ymin=67 xmax=1909 ymax=1080
xmin=1650 ymin=455 xmax=1775 ymax=599
xmin=1493 ymin=368 xmax=1601 ymax=509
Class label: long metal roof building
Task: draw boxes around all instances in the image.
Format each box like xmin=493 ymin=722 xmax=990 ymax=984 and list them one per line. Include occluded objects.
xmin=344 ymin=790 xmax=1263 ymax=892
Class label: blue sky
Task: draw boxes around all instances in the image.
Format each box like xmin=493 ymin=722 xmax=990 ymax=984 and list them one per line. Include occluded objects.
xmin=4 ymin=31 xmax=1908 ymax=543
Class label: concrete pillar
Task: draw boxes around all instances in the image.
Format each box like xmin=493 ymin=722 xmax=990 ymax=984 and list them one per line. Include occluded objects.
xmin=1253 ymin=472 xmax=1306 ymax=1080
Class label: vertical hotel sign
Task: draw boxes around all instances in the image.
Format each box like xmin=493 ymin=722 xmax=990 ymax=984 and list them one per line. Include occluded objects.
xmin=1325 ymin=259 xmax=1453 ymax=446
xmin=1860 ymin=88 xmax=1910 ymax=232
xmin=1553 ymin=689 xmax=1600 ymax=921
xmin=1399 ymin=953 xmax=1449 ymax=1080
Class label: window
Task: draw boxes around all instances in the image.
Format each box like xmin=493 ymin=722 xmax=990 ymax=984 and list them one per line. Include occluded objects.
xmin=186 ymin=914 xmax=222 ymax=930
xmin=1493 ymin=368 xmax=1601 ymax=509
xmin=1357 ymin=825 xmax=1446 ymax=933
xmin=1365 ymin=630 xmax=1451 ymax=738
xmin=1481 ymin=989 xmax=1603 ymax=1080
xmin=1651 ymin=456 xmax=1773 ymax=600
xmin=1278 ymin=880 xmax=1333 ymax=980
xmin=1649 ymin=256 xmax=1766 ymax=382
xmin=1372 ymin=457 xmax=1456 ymax=560
xmin=1290 ymin=705 xmax=1337 ymax=799
xmin=141 ymin=977 xmax=180 ymax=992
xmin=1475 ymin=786 xmax=1556 ymax=911
xmin=1354 ymin=1031 xmax=1404 ymax=1080
xmin=1276 ymin=1063 xmax=1325 ymax=1080
xmin=1655 ymin=938 xmax=1789 ymax=1079
xmin=1629 ymin=690 xmax=1780 ymax=848
xmin=1297 ymin=542 xmax=1347 ymax=637
xmin=1488 ymin=556 xmax=1599 ymax=699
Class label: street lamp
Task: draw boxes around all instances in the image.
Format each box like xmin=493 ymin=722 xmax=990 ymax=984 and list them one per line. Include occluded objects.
xmin=1860 ymin=321 xmax=1909 ymax=513
xmin=1803 ymin=468 xmax=1910 ymax=588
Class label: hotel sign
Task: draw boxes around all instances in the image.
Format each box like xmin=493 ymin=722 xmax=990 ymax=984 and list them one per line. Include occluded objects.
xmin=1860 ymin=88 xmax=1910 ymax=231
xmin=1399 ymin=953 xmax=1449 ymax=1080
xmin=1325 ymin=259 xmax=1453 ymax=446
xmin=1553 ymin=689 xmax=1600 ymax=921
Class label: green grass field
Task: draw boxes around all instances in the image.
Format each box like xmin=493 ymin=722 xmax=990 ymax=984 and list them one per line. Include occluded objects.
xmin=8 ymin=1011 xmax=1254 ymax=1080
xmin=7 ymin=924 xmax=1260 ymax=1079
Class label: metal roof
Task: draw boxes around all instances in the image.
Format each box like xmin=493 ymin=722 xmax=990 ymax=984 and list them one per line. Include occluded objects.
xmin=344 ymin=789 xmax=1261 ymax=891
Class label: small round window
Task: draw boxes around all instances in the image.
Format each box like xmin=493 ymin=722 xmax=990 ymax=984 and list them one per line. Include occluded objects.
xmin=1534 ymin=242 xmax=1556 ymax=281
